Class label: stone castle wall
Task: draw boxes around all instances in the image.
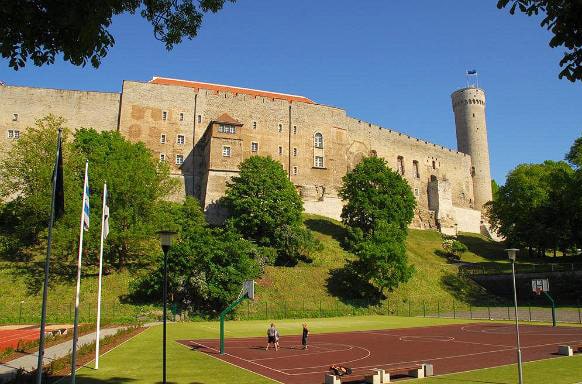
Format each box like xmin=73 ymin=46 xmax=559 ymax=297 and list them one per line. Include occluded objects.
xmin=0 ymin=80 xmax=489 ymax=233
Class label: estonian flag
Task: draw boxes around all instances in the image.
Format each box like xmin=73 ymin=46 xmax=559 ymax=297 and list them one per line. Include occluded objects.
xmin=467 ymin=69 xmax=477 ymax=75
xmin=53 ymin=132 xmax=65 ymax=219
xmin=103 ymin=184 xmax=109 ymax=239
xmin=82 ymin=171 xmax=90 ymax=231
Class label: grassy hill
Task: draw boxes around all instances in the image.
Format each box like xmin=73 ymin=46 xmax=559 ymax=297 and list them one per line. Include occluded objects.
xmin=0 ymin=214 xmax=507 ymax=324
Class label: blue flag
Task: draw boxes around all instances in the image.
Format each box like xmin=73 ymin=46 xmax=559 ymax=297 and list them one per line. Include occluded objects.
xmin=83 ymin=172 xmax=90 ymax=231
xmin=467 ymin=70 xmax=477 ymax=75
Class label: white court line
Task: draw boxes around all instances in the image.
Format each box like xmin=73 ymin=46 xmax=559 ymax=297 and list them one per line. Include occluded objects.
xmin=279 ymin=344 xmax=371 ymax=373
xmin=251 ymin=344 xmax=354 ymax=361
xmin=363 ymin=329 xmax=515 ymax=348
xmin=461 ymin=323 xmax=582 ymax=336
xmin=178 ymin=341 xmax=285 ymax=384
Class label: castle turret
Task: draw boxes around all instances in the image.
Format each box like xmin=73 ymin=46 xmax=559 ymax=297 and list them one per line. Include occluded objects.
xmin=451 ymin=86 xmax=492 ymax=210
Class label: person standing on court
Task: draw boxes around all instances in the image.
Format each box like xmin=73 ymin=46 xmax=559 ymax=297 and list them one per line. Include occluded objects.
xmin=302 ymin=323 xmax=309 ymax=350
xmin=266 ymin=323 xmax=278 ymax=351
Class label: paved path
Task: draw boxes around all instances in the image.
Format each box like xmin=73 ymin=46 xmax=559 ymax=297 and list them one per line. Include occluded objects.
xmin=0 ymin=327 xmax=123 ymax=383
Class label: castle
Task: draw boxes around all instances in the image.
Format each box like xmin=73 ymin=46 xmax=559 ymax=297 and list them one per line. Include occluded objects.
xmin=0 ymin=77 xmax=493 ymax=235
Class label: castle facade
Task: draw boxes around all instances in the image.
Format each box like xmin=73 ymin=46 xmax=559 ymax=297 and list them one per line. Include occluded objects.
xmin=0 ymin=77 xmax=493 ymax=234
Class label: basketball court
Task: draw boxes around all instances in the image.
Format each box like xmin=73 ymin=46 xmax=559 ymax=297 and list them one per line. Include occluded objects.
xmin=178 ymin=323 xmax=582 ymax=383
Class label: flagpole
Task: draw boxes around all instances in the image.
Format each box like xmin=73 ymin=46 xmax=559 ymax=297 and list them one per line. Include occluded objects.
xmin=36 ymin=128 xmax=62 ymax=384
xmin=95 ymin=183 xmax=107 ymax=369
xmin=71 ymin=160 xmax=89 ymax=384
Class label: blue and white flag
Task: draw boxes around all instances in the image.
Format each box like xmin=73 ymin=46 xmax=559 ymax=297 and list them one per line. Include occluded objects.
xmin=82 ymin=169 xmax=90 ymax=231
xmin=102 ymin=184 xmax=109 ymax=239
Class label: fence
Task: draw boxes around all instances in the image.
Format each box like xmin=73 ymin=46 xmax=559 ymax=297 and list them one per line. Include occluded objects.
xmin=233 ymin=298 xmax=582 ymax=325
xmin=0 ymin=301 xmax=159 ymax=325
xmin=3 ymin=298 xmax=581 ymax=325
xmin=460 ymin=262 xmax=582 ymax=276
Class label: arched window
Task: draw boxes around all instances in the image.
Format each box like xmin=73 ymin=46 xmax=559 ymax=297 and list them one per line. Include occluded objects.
xmin=314 ymin=132 xmax=324 ymax=148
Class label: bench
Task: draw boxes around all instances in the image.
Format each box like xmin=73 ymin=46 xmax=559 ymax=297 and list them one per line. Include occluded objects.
xmin=365 ymin=364 xmax=433 ymax=383
xmin=559 ymin=343 xmax=582 ymax=356
xmin=324 ymin=374 xmax=341 ymax=384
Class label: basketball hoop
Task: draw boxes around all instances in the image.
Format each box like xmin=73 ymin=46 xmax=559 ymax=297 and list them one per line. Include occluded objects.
xmin=531 ymin=278 xmax=549 ymax=296
xmin=535 ymin=287 xmax=542 ymax=296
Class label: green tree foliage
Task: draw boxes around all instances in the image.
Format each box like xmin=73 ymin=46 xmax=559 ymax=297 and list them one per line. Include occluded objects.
xmin=566 ymin=135 xmax=582 ymax=249
xmin=566 ymin=136 xmax=582 ymax=168
xmin=491 ymin=179 xmax=500 ymax=201
xmin=339 ymin=156 xmax=416 ymax=234
xmin=487 ymin=160 xmax=575 ymax=255
xmin=442 ymin=236 xmax=469 ymax=261
xmin=339 ymin=157 xmax=416 ymax=293
xmin=0 ymin=120 xmax=177 ymax=271
xmin=130 ymin=198 xmax=260 ymax=311
xmin=1 ymin=0 xmax=235 ymax=70
xmin=497 ymin=0 xmax=582 ymax=82
xmin=223 ymin=156 xmax=317 ymax=264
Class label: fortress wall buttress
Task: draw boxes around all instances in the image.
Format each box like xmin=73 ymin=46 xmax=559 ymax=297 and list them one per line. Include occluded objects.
xmin=0 ymin=85 xmax=120 ymax=155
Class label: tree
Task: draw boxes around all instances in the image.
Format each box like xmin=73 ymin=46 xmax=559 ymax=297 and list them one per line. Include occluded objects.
xmin=351 ymin=220 xmax=414 ymax=292
xmin=223 ymin=156 xmax=305 ymax=250
xmin=491 ymin=179 xmax=500 ymax=201
xmin=566 ymin=136 xmax=582 ymax=168
xmin=497 ymin=0 xmax=582 ymax=82
xmin=130 ymin=198 xmax=260 ymax=312
xmin=339 ymin=157 xmax=416 ymax=294
xmin=1 ymin=0 xmax=235 ymax=70
xmin=339 ymin=156 xmax=416 ymax=234
xmin=487 ymin=160 xmax=574 ymax=255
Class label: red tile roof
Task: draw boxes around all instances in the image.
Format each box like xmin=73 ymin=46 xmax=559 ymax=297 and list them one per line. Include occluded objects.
xmin=214 ymin=113 xmax=243 ymax=126
xmin=149 ymin=77 xmax=315 ymax=104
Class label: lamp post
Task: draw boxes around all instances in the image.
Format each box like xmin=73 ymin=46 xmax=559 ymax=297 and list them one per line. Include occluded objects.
xmin=507 ymin=248 xmax=523 ymax=384
xmin=158 ymin=230 xmax=176 ymax=384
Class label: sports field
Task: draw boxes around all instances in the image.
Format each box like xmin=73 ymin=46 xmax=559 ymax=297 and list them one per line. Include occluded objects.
xmin=75 ymin=316 xmax=582 ymax=384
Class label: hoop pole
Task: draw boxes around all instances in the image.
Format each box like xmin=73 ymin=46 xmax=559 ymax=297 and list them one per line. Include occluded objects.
xmin=543 ymin=291 xmax=556 ymax=327
xmin=219 ymin=295 xmax=247 ymax=354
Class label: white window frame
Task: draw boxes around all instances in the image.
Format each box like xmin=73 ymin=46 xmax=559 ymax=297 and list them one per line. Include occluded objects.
xmin=177 ymin=135 xmax=185 ymax=145
xmin=14 ymin=130 xmax=19 ymax=139
xmin=219 ymin=124 xmax=236 ymax=134
xmin=160 ymin=134 xmax=166 ymax=144
xmin=162 ymin=111 xmax=168 ymax=121
xmin=175 ymin=154 xmax=184 ymax=165
xmin=314 ymin=156 xmax=324 ymax=168
xmin=222 ymin=146 xmax=231 ymax=157
xmin=251 ymin=142 xmax=259 ymax=152
xmin=253 ymin=121 xmax=257 ymax=129
xmin=7 ymin=130 xmax=14 ymax=139
xmin=160 ymin=153 xmax=166 ymax=161
xmin=12 ymin=113 xmax=18 ymax=122
xmin=197 ymin=115 xmax=202 ymax=123
xmin=314 ymin=132 xmax=324 ymax=148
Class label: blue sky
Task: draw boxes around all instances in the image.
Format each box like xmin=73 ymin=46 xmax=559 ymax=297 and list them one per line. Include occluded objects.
xmin=1 ymin=0 xmax=580 ymax=183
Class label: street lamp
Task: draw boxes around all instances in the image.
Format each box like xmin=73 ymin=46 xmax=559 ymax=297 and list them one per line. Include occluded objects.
xmin=158 ymin=230 xmax=176 ymax=384
xmin=506 ymin=248 xmax=523 ymax=384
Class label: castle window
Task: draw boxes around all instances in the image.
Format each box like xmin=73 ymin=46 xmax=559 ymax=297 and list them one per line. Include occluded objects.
xmin=251 ymin=142 xmax=259 ymax=152
xmin=293 ymin=166 xmax=298 ymax=175
xmin=160 ymin=153 xmax=166 ymax=161
xmin=162 ymin=111 xmax=168 ymax=121
xmin=471 ymin=166 xmax=475 ymax=176
xmin=397 ymin=156 xmax=404 ymax=175
xmin=278 ymin=123 xmax=283 ymax=133
xmin=218 ymin=124 xmax=236 ymax=134
xmin=175 ymin=154 xmax=184 ymax=165
xmin=222 ymin=146 xmax=231 ymax=157
xmin=314 ymin=156 xmax=324 ymax=168
xmin=414 ymin=188 xmax=419 ymax=197
xmin=197 ymin=115 xmax=202 ymax=123
xmin=177 ymin=135 xmax=185 ymax=145
xmin=314 ymin=132 xmax=324 ymax=148
xmin=179 ymin=112 xmax=184 ymax=121
xmin=12 ymin=113 xmax=18 ymax=121
xmin=253 ymin=121 xmax=257 ymax=129
xmin=293 ymin=125 xmax=297 ymax=134
xmin=432 ymin=160 xmax=436 ymax=170
xmin=293 ymin=147 xmax=297 ymax=157
xmin=14 ymin=130 xmax=20 ymax=139
xmin=160 ymin=134 xmax=166 ymax=144
xmin=413 ymin=160 xmax=420 ymax=178
xmin=278 ymin=146 xmax=283 ymax=155
xmin=7 ymin=130 xmax=19 ymax=139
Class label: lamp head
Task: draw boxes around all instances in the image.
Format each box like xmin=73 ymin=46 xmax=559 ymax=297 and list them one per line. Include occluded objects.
xmin=505 ymin=248 xmax=519 ymax=262
xmin=157 ymin=230 xmax=177 ymax=251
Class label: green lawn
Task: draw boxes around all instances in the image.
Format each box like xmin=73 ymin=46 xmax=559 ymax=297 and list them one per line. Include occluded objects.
xmin=75 ymin=316 xmax=582 ymax=384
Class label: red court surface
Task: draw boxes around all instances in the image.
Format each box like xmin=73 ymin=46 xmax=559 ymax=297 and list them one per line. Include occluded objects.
xmin=178 ymin=323 xmax=582 ymax=383
xmin=0 ymin=327 xmax=39 ymax=351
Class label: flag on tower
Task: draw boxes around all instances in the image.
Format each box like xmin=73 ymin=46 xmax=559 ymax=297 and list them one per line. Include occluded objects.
xmin=467 ymin=69 xmax=477 ymax=75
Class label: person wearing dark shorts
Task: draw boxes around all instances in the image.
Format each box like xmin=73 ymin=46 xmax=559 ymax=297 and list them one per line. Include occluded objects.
xmin=266 ymin=323 xmax=278 ymax=351
xmin=302 ymin=323 xmax=309 ymax=350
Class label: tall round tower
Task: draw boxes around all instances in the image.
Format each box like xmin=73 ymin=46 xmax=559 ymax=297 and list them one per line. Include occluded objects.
xmin=451 ymin=87 xmax=492 ymax=210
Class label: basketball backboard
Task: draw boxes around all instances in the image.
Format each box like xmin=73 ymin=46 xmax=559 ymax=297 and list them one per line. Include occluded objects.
xmin=531 ymin=278 xmax=549 ymax=295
